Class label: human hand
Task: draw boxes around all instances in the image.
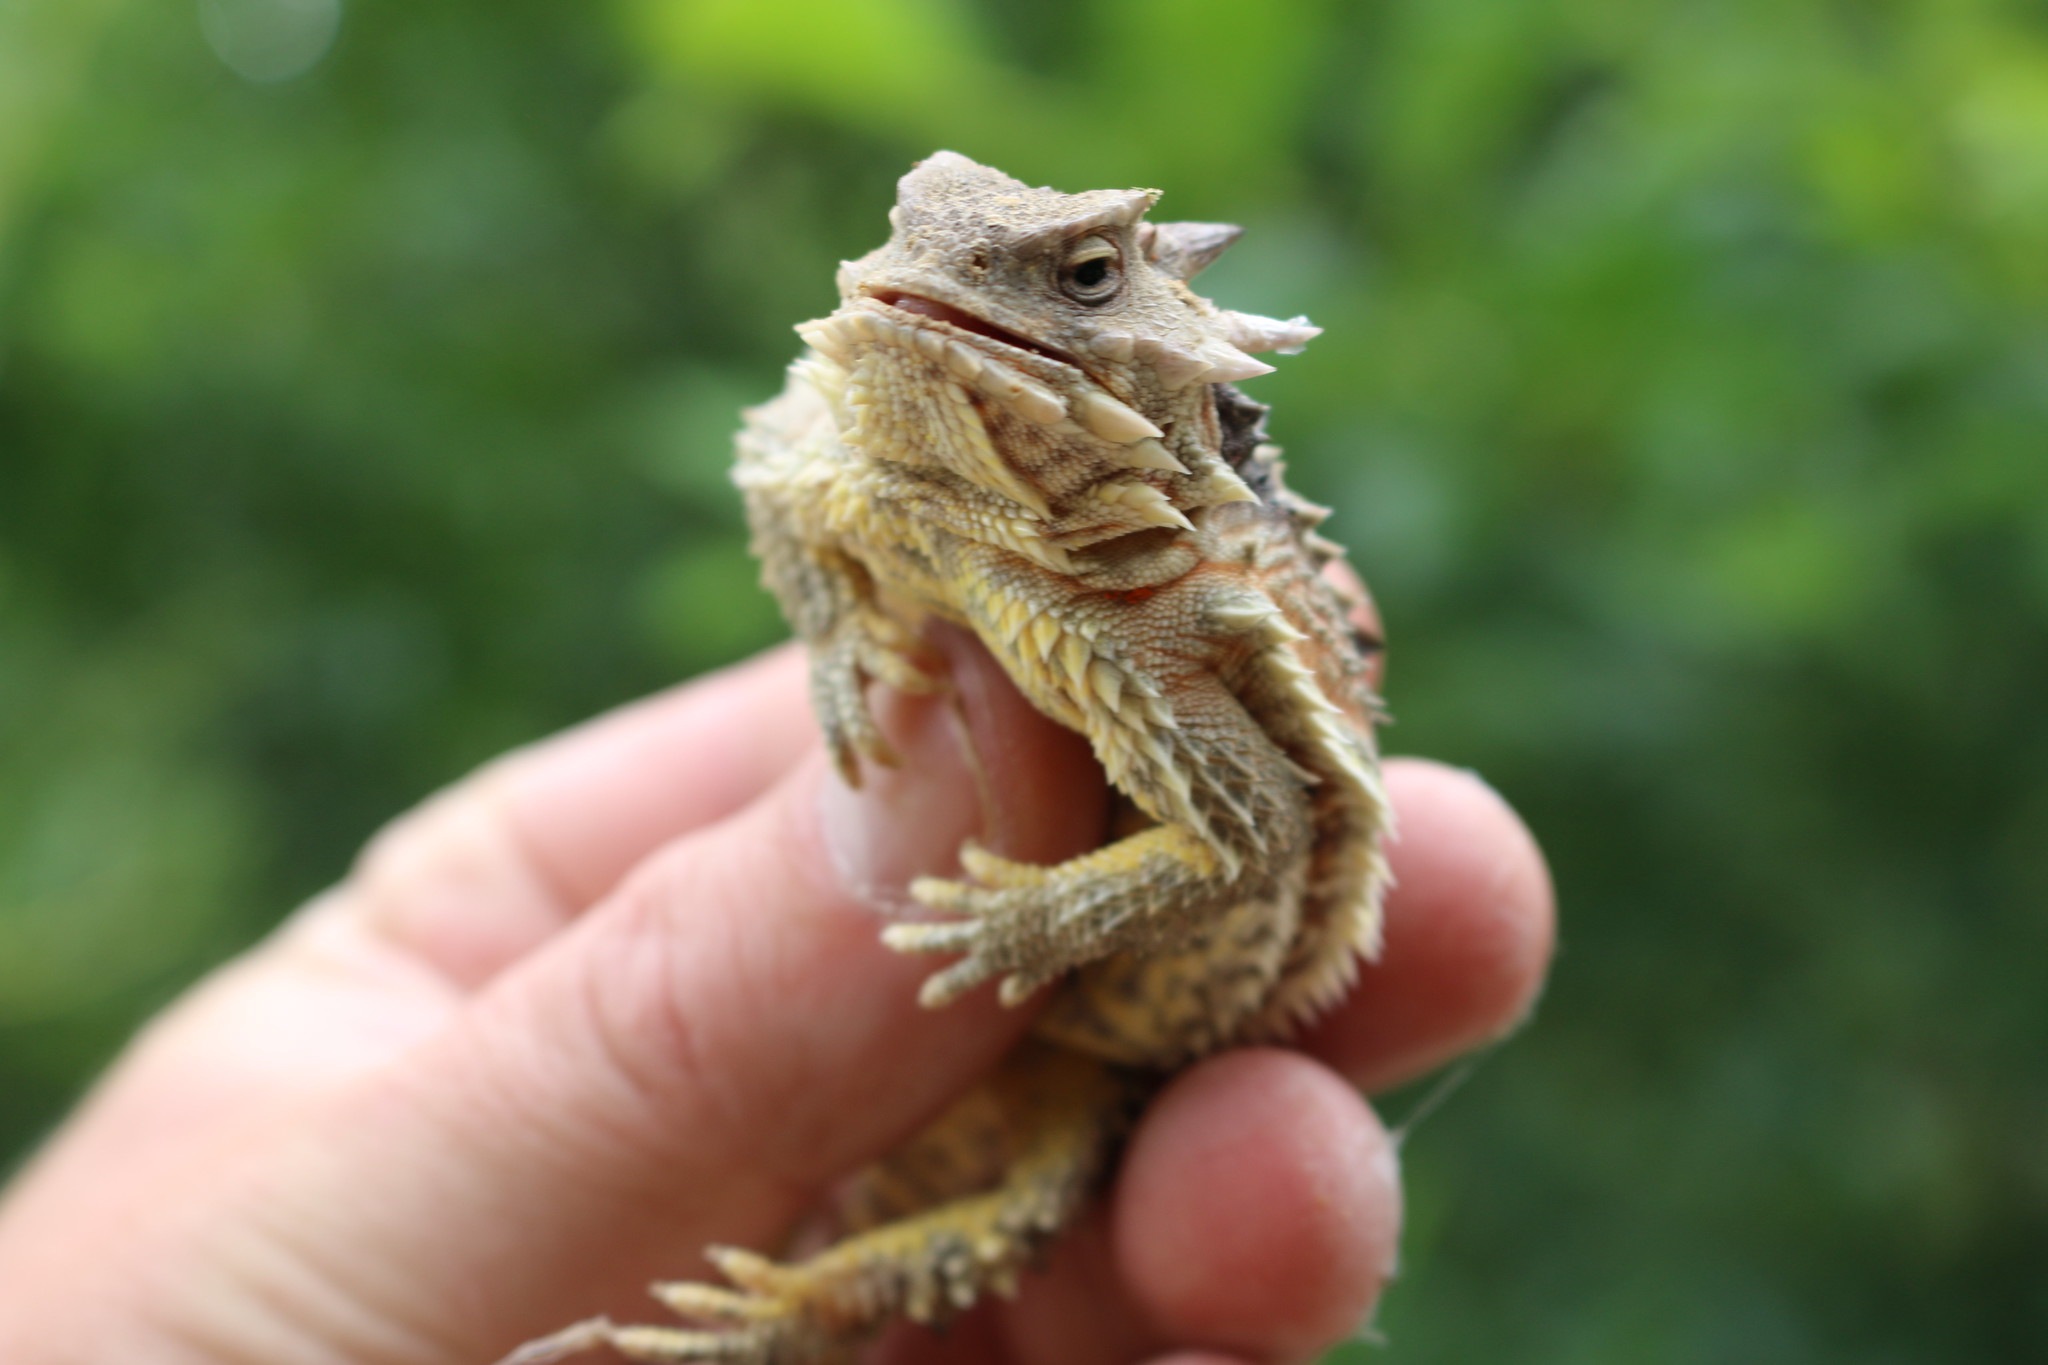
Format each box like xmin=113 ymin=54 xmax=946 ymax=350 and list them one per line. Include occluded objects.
xmin=0 ymin=632 xmax=1552 ymax=1365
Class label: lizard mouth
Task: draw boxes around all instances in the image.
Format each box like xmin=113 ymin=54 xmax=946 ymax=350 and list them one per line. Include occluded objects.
xmin=869 ymin=290 xmax=1084 ymax=372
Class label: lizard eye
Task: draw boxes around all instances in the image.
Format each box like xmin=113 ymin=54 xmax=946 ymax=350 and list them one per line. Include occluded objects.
xmin=1058 ymin=236 xmax=1123 ymax=305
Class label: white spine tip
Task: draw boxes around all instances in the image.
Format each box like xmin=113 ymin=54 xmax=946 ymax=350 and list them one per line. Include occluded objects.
xmin=1116 ymin=437 xmax=1188 ymax=473
xmin=1097 ymin=479 xmax=1195 ymax=531
xmin=1200 ymin=351 xmax=1277 ymax=384
xmin=1075 ymin=389 xmax=1164 ymax=443
xmin=1198 ymin=468 xmax=1260 ymax=505
xmin=1150 ymin=345 xmax=1214 ymax=388
xmin=1089 ymin=331 xmax=1137 ymax=362
xmin=944 ymin=341 xmax=984 ymax=382
xmin=1220 ymin=310 xmax=1323 ymax=355
xmin=1011 ymin=383 xmax=1067 ymax=425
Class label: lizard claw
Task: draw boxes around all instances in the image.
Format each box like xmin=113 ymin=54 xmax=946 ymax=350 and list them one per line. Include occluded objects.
xmin=882 ymin=919 xmax=982 ymax=953
xmin=885 ymin=875 xmax=1001 ymax=1006
xmin=957 ymin=841 xmax=1049 ymax=888
xmin=492 ymin=1317 xmax=618 ymax=1365
xmin=905 ymin=873 xmax=976 ymax=913
xmin=889 ymin=871 xmax=1063 ymax=1007
xmin=904 ymin=839 xmax=1048 ymax=916
xmin=916 ymin=956 xmax=1000 ymax=1008
xmin=998 ymin=969 xmax=1056 ymax=1007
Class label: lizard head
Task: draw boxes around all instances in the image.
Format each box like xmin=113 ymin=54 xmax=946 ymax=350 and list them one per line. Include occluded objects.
xmin=791 ymin=152 xmax=1319 ymax=560
xmin=837 ymin=151 xmax=1317 ymax=396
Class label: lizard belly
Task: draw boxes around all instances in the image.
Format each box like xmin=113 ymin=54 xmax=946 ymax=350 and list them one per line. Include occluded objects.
xmin=1029 ymin=882 xmax=1305 ymax=1068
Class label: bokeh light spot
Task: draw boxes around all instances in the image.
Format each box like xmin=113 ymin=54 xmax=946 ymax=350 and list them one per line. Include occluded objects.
xmin=198 ymin=0 xmax=342 ymax=84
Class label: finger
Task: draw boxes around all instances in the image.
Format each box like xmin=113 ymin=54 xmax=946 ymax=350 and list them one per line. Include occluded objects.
xmin=1107 ymin=1050 xmax=1397 ymax=1364
xmin=1301 ymin=759 xmax=1556 ymax=1092
xmin=877 ymin=1061 xmax=1394 ymax=1365
xmin=1114 ymin=1047 xmax=1400 ymax=1358
xmin=977 ymin=1212 xmax=1158 ymax=1365
xmin=972 ymin=1051 xmax=1393 ymax=1365
xmin=869 ymin=1304 xmax=1007 ymax=1364
xmin=215 ymin=642 xmax=1107 ymax=1361
xmin=882 ymin=1303 xmax=1259 ymax=1365
xmin=875 ymin=1303 xmax=1262 ymax=1365
xmin=488 ymin=644 xmax=818 ymax=908
xmin=339 ymin=644 xmax=814 ymax=989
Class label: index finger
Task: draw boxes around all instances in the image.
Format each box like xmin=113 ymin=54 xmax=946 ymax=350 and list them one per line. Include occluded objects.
xmin=344 ymin=644 xmax=815 ymax=988
xmin=485 ymin=644 xmax=816 ymax=909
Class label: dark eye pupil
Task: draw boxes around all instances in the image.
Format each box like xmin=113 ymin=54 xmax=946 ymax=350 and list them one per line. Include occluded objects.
xmin=1072 ymin=257 xmax=1109 ymax=289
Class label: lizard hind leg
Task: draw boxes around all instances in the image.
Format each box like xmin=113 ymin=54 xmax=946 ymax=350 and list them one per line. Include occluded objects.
xmin=499 ymin=1043 xmax=1145 ymax=1365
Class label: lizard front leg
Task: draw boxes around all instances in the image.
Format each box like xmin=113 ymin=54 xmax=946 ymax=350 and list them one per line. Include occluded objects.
xmin=740 ymin=479 xmax=937 ymax=785
xmin=883 ymin=551 xmax=1320 ymax=1007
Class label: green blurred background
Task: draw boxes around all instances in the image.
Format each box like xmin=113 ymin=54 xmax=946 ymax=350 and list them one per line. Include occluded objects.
xmin=4 ymin=0 xmax=2045 ymax=1358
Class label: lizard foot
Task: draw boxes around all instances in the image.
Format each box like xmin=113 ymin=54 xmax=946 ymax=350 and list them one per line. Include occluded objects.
xmin=885 ymin=825 xmax=1229 ymax=1008
xmin=811 ymin=612 xmax=940 ymax=785
xmin=491 ymin=1306 xmax=832 ymax=1365
xmin=494 ymin=1047 xmax=1134 ymax=1365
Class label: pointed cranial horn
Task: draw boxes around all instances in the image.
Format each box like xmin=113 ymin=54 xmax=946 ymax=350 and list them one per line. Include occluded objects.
xmin=1219 ymin=310 xmax=1322 ymax=356
xmin=1139 ymin=221 xmax=1244 ymax=280
xmin=1015 ymin=189 xmax=1162 ymax=250
xmin=1094 ymin=188 xmax=1160 ymax=229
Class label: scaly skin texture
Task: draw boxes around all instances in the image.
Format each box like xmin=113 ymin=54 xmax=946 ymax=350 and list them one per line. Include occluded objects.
xmin=500 ymin=152 xmax=1391 ymax=1365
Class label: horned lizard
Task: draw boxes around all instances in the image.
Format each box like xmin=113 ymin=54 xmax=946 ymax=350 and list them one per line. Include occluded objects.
xmin=504 ymin=151 xmax=1391 ymax=1364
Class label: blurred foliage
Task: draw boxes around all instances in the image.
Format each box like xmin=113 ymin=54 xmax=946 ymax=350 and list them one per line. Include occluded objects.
xmin=3 ymin=0 xmax=2045 ymax=1359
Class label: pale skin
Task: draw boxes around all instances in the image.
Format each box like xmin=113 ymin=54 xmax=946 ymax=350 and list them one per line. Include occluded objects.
xmin=0 ymin=621 xmax=1553 ymax=1365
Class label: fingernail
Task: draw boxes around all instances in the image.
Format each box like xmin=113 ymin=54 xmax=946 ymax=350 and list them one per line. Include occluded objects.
xmin=816 ymin=686 xmax=981 ymax=910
